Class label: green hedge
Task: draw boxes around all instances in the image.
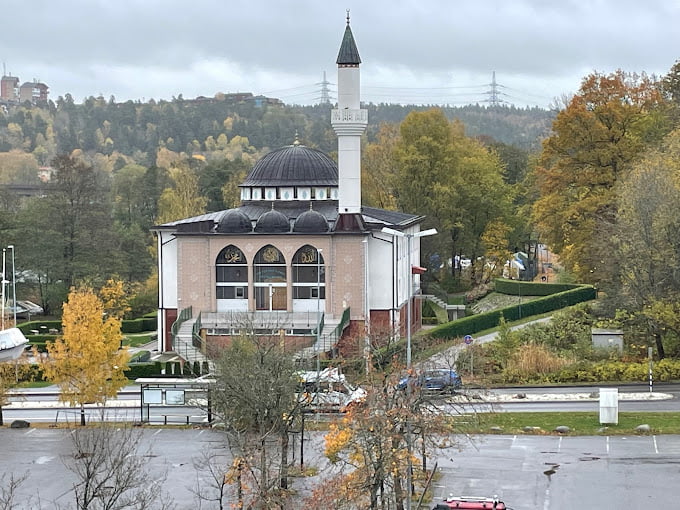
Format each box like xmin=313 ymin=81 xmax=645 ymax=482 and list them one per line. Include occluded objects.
xmin=125 ymin=362 xmax=163 ymax=379
xmin=17 ymin=321 xmax=61 ymax=335
xmin=424 ymin=284 xmax=597 ymax=341
xmin=121 ymin=318 xmax=145 ymax=333
xmin=19 ymin=315 xmax=157 ymax=335
xmin=494 ymin=278 xmax=583 ymax=296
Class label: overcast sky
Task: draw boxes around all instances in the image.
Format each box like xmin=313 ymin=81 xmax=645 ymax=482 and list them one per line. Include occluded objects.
xmin=2 ymin=0 xmax=678 ymax=109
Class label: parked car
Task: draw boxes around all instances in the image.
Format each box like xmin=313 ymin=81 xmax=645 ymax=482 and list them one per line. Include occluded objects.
xmin=397 ymin=369 xmax=462 ymax=394
xmin=296 ymin=367 xmax=366 ymax=412
xmin=433 ymin=495 xmax=506 ymax=509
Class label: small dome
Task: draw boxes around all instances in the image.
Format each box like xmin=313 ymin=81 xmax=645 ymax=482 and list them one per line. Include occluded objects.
xmin=254 ymin=209 xmax=290 ymax=233
xmin=293 ymin=209 xmax=329 ymax=233
xmin=241 ymin=144 xmax=338 ymax=187
xmin=216 ymin=209 xmax=252 ymax=233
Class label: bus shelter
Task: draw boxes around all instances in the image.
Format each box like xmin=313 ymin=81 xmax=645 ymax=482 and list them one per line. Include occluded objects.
xmin=136 ymin=377 xmax=215 ymax=425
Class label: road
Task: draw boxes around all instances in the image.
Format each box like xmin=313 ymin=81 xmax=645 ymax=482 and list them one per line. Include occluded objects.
xmin=4 ymin=382 xmax=679 ymax=424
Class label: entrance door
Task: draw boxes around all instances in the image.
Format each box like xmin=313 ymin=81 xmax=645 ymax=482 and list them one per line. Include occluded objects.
xmin=256 ymin=284 xmax=287 ymax=311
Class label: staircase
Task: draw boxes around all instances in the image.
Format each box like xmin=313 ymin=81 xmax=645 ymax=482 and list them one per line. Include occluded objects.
xmin=422 ymin=295 xmax=467 ymax=321
xmin=172 ymin=319 xmax=215 ymax=374
xmin=294 ymin=318 xmax=342 ymax=364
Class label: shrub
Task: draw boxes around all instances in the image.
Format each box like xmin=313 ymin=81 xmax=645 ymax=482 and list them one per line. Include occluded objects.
xmin=125 ymin=362 xmax=162 ymax=379
xmin=121 ymin=318 xmax=145 ymax=334
xmin=503 ymin=343 xmax=571 ymax=381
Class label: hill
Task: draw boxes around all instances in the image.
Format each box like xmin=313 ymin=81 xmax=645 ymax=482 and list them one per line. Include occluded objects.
xmin=0 ymin=94 xmax=554 ymax=176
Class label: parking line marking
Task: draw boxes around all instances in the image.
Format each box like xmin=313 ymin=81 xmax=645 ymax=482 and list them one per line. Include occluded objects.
xmin=557 ymin=436 xmax=562 ymax=452
xmin=653 ymin=435 xmax=659 ymax=454
xmin=606 ymin=436 xmax=609 ymax=454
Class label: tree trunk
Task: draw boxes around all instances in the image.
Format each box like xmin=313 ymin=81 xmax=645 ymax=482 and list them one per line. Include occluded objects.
xmin=280 ymin=431 xmax=289 ymax=490
xmin=0 ymin=405 xmax=4 ymax=426
xmin=80 ymin=403 xmax=86 ymax=426
xmin=654 ymin=332 xmax=666 ymax=360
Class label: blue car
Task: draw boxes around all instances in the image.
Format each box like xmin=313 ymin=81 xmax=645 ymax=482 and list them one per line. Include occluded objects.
xmin=398 ymin=369 xmax=462 ymax=394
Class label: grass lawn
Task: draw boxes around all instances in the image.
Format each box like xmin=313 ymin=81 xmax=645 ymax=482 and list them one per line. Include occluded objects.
xmin=464 ymin=411 xmax=680 ymax=435
xmin=123 ymin=332 xmax=156 ymax=347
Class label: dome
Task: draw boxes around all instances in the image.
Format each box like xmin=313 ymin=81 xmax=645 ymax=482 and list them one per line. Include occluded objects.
xmin=241 ymin=144 xmax=338 ymax=187
xmin=216 ymin=208 xmax=252 ymax=233
xmin=293 ymin=209 xmax=329 ymax=233
xmin=254 ymin=208 xmax=290 ymax=233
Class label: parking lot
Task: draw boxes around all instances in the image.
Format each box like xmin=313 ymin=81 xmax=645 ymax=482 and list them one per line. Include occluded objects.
xmin=1 ymin=427 xmax=677 ymax=508
xmin=434 ymin=434 xmax=679 ymax=509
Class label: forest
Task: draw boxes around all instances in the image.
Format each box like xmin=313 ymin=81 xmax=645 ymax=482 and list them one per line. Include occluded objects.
xmin=1 ymin=61 xmax=680 ymax=362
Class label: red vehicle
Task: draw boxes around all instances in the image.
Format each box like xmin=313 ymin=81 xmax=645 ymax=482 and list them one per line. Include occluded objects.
xmin=433 ymin=495 xmax=507 ymax=509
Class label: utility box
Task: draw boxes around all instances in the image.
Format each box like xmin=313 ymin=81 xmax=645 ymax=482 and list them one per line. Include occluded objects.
xmin=599 ymin=387 xmax=619 ymax=425
xmin=592 ymin=328 xmax=624 ymax=352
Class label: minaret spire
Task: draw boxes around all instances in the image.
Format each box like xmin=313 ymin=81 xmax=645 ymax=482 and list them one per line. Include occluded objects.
xmin=332 ymin=14 xmax=367 ymax=231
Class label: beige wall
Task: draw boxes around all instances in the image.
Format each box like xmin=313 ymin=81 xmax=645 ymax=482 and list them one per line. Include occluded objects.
xmin=176 ymin=234 xmax=367 ymax=321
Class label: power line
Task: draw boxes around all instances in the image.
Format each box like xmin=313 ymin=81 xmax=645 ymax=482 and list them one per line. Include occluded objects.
xmin=259 ymin=73 xmax=551 ymax=108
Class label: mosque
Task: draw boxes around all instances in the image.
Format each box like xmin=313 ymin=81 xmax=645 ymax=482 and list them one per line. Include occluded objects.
xmin=153 ymin=17 xmax=433 ymax=367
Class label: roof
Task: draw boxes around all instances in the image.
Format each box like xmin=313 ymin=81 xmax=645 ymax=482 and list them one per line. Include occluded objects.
xmin=241 ymin=144 xmax=338 ymax=187
xmin=336 ymin=22 xmax=361 ymax=65
xmin=153 ymin=204 xmax=421 ymax=234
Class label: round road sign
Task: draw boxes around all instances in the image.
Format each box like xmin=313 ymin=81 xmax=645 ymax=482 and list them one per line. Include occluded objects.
xmin=464 ymin=335 xmax=474 ymax=345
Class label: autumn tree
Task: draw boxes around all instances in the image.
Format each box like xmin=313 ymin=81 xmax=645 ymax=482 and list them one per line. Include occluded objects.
xmin=393 ymin=109 xmax=513 ymax=277
xmin=312 ymin=367 xmax=455 ymax=510
xmin=156 ymin=162 xmax=207 ymax=224
xmin=362 ymin=123 xmax=399 ymax=210
xmin=609 ymin=128 xmax=680 ymax=358
xmin=42 ymin=284 xmax=129 ymax=426
xmin=532 ymin=70 xmax=667 ymax=283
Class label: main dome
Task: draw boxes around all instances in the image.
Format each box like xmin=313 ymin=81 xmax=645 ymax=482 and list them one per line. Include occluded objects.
xmin=241 ymin=144 xmax=338 ymax=187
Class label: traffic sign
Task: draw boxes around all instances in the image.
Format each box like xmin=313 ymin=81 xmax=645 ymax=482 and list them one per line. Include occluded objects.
xmin=464 ymin=335 xmax=474 ymax=345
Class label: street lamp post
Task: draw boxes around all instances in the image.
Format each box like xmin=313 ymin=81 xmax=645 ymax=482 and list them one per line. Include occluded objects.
xmin=381 ymin=226 xmax=437 ymax=510
xmin=316 ymin=248 xmax=323 ymax=384
xmin=1 ymin=248 xmax=5 ymax=330
xmin=7 ymin=245 xmax=16 ymax=326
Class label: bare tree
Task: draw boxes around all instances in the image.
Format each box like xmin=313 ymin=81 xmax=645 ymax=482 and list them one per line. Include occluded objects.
xmin=63 ymin=422 xmax=175 ymax=510
xmin=0 ymin=472 xmax=29 ymax=510
xmin=190 ymin=447 xmax=234 ymax=510
xmin=210 ymin=327 xmax=305 ymax=509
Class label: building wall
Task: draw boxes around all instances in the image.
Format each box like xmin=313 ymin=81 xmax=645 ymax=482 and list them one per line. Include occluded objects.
xmin=173 ymin=233 xmax=371 ymax=322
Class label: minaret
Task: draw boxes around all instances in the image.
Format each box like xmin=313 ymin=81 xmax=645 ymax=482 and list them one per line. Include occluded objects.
xmin=331 ymin=12 xmax=368 ymax=231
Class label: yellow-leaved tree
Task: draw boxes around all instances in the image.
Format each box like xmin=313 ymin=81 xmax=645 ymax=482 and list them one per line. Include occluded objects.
xmin=42 ymin=284 xmax=129 ymax=425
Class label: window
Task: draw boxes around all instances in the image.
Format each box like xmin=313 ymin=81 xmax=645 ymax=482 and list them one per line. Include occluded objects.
xmin=216 ymin=246 xmax=248 ymax=300
xmin=292 ymin=245 xmax=325 ymax=300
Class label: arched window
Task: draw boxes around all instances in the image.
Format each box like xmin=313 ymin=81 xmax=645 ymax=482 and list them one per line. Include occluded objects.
xmin=216 ymin=246 xmax=248 ymax=304
xmin=254 ymin=245 xmax=287 ymax=311
xmin=292 ymin=245 xmax=325 ymax=300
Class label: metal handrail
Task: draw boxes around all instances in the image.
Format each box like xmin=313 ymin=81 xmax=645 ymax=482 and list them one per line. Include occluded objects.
xmin=170 ymin=306 xmax=192 ymax=352
xmin=192 ymin=312 xmax=204 ymax=351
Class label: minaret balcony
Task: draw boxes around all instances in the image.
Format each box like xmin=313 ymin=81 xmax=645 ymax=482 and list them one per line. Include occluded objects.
xmin=331 ymin=108 xmax=368 ymax=135
xmin=331 ymin=108 xmax=368 ymax=123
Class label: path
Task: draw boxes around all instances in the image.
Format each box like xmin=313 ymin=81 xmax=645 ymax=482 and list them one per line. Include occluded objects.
xmin=423 ymin=316 xmax=552 ymax=368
